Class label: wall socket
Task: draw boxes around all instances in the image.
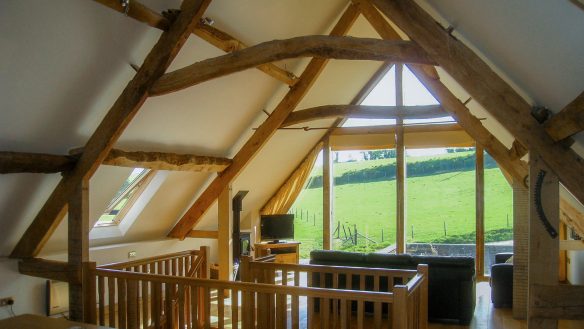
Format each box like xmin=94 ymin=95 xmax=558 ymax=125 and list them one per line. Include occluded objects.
xmin=128 ymin=251 xmax=137 ymax=258
xmin=0 ymin=297 xmax=14 ymax=307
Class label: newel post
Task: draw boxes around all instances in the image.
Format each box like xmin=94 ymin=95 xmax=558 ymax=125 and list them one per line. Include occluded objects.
xmin=417 ymin=264 xmax=429 ymax=329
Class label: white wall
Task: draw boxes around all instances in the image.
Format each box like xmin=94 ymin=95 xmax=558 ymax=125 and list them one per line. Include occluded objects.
xmin=0 ymin=238 xmax=217 ymax=320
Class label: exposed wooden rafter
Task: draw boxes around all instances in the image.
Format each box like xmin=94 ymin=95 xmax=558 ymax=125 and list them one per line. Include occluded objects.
xmin=92 ymin=0 xmax=298 ymax=86
xmin=1 ymin=149 xmax=231 ymax=174
xmin=0 ymin=151 xmax=76 ymax=173
xmin=354 ymin=0 xmax=528 ymax=184
xmin=371 ymin=0 xmax=584 ymax=205
xmin=167 ymin=4 xmax=361 ymax=239
xmin=544 ymin=91 xmax=584 ymax=142
xmin=282 ymin=104 xmax=446 ymax=127
xmin=10 ymin=0 xmax=211 ymax=259
xmin=150 ymin=36 xmax=436 ymax=96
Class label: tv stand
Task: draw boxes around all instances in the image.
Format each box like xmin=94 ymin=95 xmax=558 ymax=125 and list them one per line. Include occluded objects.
xmin=254 ymin=241 xmax=300 ymax=264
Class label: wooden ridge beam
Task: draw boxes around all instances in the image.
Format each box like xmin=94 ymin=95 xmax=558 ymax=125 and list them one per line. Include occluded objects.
xmin=92 ymin=0 xmax=298 ymax=86
xmin=282 ymin=104 xmax=446 ymax=127
xmin=530 ymin=284 xmax=584 ymax=320
xmin=19 ymin=258 xmax=81 ymax=283
xmin=371 ymin=0 xmax=584 ymax=205
xmin=150 ymin=36 xmax=436 ymax=96
xmin=354 ymin=0 xmax=528 ymax=184
xmin=103 ymin=149 xmax=231 ymax=172
xmin=544 ymin=91 xmax=584 ymax=141
xmin=11 ymin=0 xmax=211 ymax=259
xmin=0 ymin=151 xmax=75 ymax=173
xmin=187 ymin=230 xmax=219 ymax=239
xmin=167 ymin=4 xmax=361 ymax=239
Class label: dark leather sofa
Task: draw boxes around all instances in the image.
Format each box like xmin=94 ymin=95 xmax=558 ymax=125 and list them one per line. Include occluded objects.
xmin=310 ymin=250 xmax=476 ymax=325
xmin=490 ymin=252 xmax=513 ymax=308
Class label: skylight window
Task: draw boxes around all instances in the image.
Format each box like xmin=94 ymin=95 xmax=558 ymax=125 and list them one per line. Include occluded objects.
xmin=94 ymin=168 xmax=153 ymax=227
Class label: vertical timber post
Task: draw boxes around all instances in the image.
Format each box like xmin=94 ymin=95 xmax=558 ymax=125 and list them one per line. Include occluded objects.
xmin=528 ymin=153 xmax=559 ymax=329
xmin=323 ymin=136 xmax=333 ymax=250
xmin=513 ymin=180 xmax=529 ymax=319
xmin=476 ymin=144 xmax=485 ymax=278
xmin=395 ymin=64 xmax=406 ymax=254
xmin=218 ymin=185 xmax=233 ymax=281
xmin=68 ymin=178 xmax=90 ymax=322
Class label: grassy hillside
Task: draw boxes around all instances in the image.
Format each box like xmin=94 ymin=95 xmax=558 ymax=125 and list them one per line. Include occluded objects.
xmin=292 ymin=152 xmax=513 ymax=258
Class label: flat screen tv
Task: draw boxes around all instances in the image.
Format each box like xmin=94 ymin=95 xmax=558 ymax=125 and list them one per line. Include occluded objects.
xmin=260 ymin=214 xmax=294 ymax=242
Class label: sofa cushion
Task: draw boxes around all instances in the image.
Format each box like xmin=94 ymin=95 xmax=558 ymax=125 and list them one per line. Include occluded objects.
xmin=365 ymin=253 xmax=412 ymax=268
xmin=309 ymin=250 xmax=366 ymax=267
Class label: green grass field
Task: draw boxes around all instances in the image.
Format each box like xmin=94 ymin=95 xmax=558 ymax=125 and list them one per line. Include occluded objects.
xmin=292 ymin=154 xmax=513 ymax=259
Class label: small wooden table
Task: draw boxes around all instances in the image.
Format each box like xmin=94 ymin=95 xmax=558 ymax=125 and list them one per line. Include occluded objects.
xmin=254 ymin=241 xmax=300 ymax=264
xmin=0 ymin=314 xmax=114 ymax=329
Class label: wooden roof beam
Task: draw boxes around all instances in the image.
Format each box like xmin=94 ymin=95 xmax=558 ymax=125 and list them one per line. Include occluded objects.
xmin=92 ymin=0 xmax=298 ymax=86
xmin=11 ymin=0 xmax=211 ymax=259
xmin=150 ymin=36 xmax=436 ymax=96
xmin=544 ymin=91 xmax=584 ymax=142
xmin=354 ymin=0 xmax=527 ymax=183
xmin=0 ymin=151 xmax=76 ymax=173
xmin=167 ymin=4 xmax=361 ymax=239
xmin=282 ymin=104 xmax=446 ymax=127
xmin=19 ymin=258 xmax=81 ymax=283
xmin=371 ymin=0 xmax=584 ymax=204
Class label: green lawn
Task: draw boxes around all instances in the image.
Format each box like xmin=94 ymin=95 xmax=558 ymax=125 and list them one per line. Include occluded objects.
xmin=292 ymin=155 xmax=513 ymax=259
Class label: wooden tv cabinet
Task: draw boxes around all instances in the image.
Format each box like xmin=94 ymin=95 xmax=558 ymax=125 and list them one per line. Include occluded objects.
xmin=254 ymin=241 xmax=300 ymax=264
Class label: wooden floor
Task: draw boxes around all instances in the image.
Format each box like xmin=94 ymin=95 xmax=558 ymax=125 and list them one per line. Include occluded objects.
xmin=429 ymin=282 xmax=584 ymax=329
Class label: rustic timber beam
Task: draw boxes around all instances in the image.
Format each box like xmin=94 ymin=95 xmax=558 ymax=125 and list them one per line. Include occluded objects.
xmin=560 ymin=199 xmax=584 ymax=238
xmin=509 ymin=140 xmax=528 ymax=161
xmin=530 ymin=284 xmax=584 ymax=320
xmin=104 ymin=149 xmax=231 ymax=172
xmin=92 ymin=0 xmax=298 ymax=86
xmin=150 ymin=36 xmax=436 ymax=96
xmin=19 ymin=258 xmax=81 ymax=283
xmin=0 ymin=151 xmax=76 ymax=173
xmin=282 ymin=104 xmax=446 ymax=127
xmin=187 ymin=230 xmax=219 ymax=239
xmin=353 ymin=0 xmax=528 ymax=184
xmin=10 ymin=0 xmax=211 ymax=259
xmin=167 ymin=4 xmax=361 ymax=239
xmin=371 ymin=0 xmax=584 ymax=205
xmin=544 ymin=91 xmax=584 ymax=141
xmin=332 ymin=123 xmax=463 ymax=135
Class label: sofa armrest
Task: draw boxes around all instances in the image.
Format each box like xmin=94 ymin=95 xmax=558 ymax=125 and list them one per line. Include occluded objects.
xmin=491 ymin=263 xmax=513 ymax=307
xmin=495 ymin=252 xmax=513 ymax=264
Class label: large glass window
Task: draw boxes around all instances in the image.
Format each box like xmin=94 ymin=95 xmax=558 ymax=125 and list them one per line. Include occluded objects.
xmin=332 ymin=150 xmax=396 ymax=253
xmin=484 ymin=151 xmax=513 ymax=275
xmin=406 ymin=147 xmax=476 ymax=257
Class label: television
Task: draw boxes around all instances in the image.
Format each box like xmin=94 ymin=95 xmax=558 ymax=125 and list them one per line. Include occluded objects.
xmin=260 ymin=214 xmax=294 ymax=242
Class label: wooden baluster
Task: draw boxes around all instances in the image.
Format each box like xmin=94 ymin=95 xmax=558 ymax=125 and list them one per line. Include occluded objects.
xmin=164 ymin=282 xmax=174 ymax=329
xmin=347 ymin=273 xmax=353 ymax=325
xmin=292 ymin=270 xmax=300 ymax=329
xmin=108 ymin=277 xmax=116 ymax=328
xmin=231 ymin=288 xmax=239 ymax=329
xmin=358 ymin=275 xmax=364 ymax=329
xmin=178 ymin=284 xmax=186 ymax=329
xmin=218 ymin=288 xmax=225 ymax=328
xmin=307 ymin=272 xmax=314 ymax=329
xmin=340 ymin=298 xmax=348 ymax=329
xmin=204 ymin=287 xmax=211 ymax=329
xmin=127 ymin=279 xmax=138 ymax=329
xmin=333 ymin=273 xmax=339 ymax=328
xmin=98 ymin=275 xmax=105 ymax=326
xmin=179 ymin=257 xmax=184 ymax=277
xmin=152 ymin=282 xmax=162 ymax=329
xmin=418 ymin=265 xmax=429 ymax=329
xmin=374 ymin=275 xmax=381 ymax=329
xmin=141 ymin=266 xmax=149 ymax=328
xmin=276 ymin=270 xmax=288 ymax=329
xmin=323 ymin=298 xmax=330 ymax=329
xmin=190 ymin=285 xmax=199 ymax=329
xmin=119 ymin=278 xmax=127 ymax=329
xmin=257 ymin=269 xmax=268 ymax=328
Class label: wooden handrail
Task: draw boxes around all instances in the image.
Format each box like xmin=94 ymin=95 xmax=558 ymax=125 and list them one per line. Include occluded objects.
xmin=99 ymin=249 xmax=202 ymax=270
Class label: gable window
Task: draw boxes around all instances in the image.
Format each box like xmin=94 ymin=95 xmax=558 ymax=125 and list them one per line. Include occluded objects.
xmin=94 ymin=168 xmax=154 ymax=227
